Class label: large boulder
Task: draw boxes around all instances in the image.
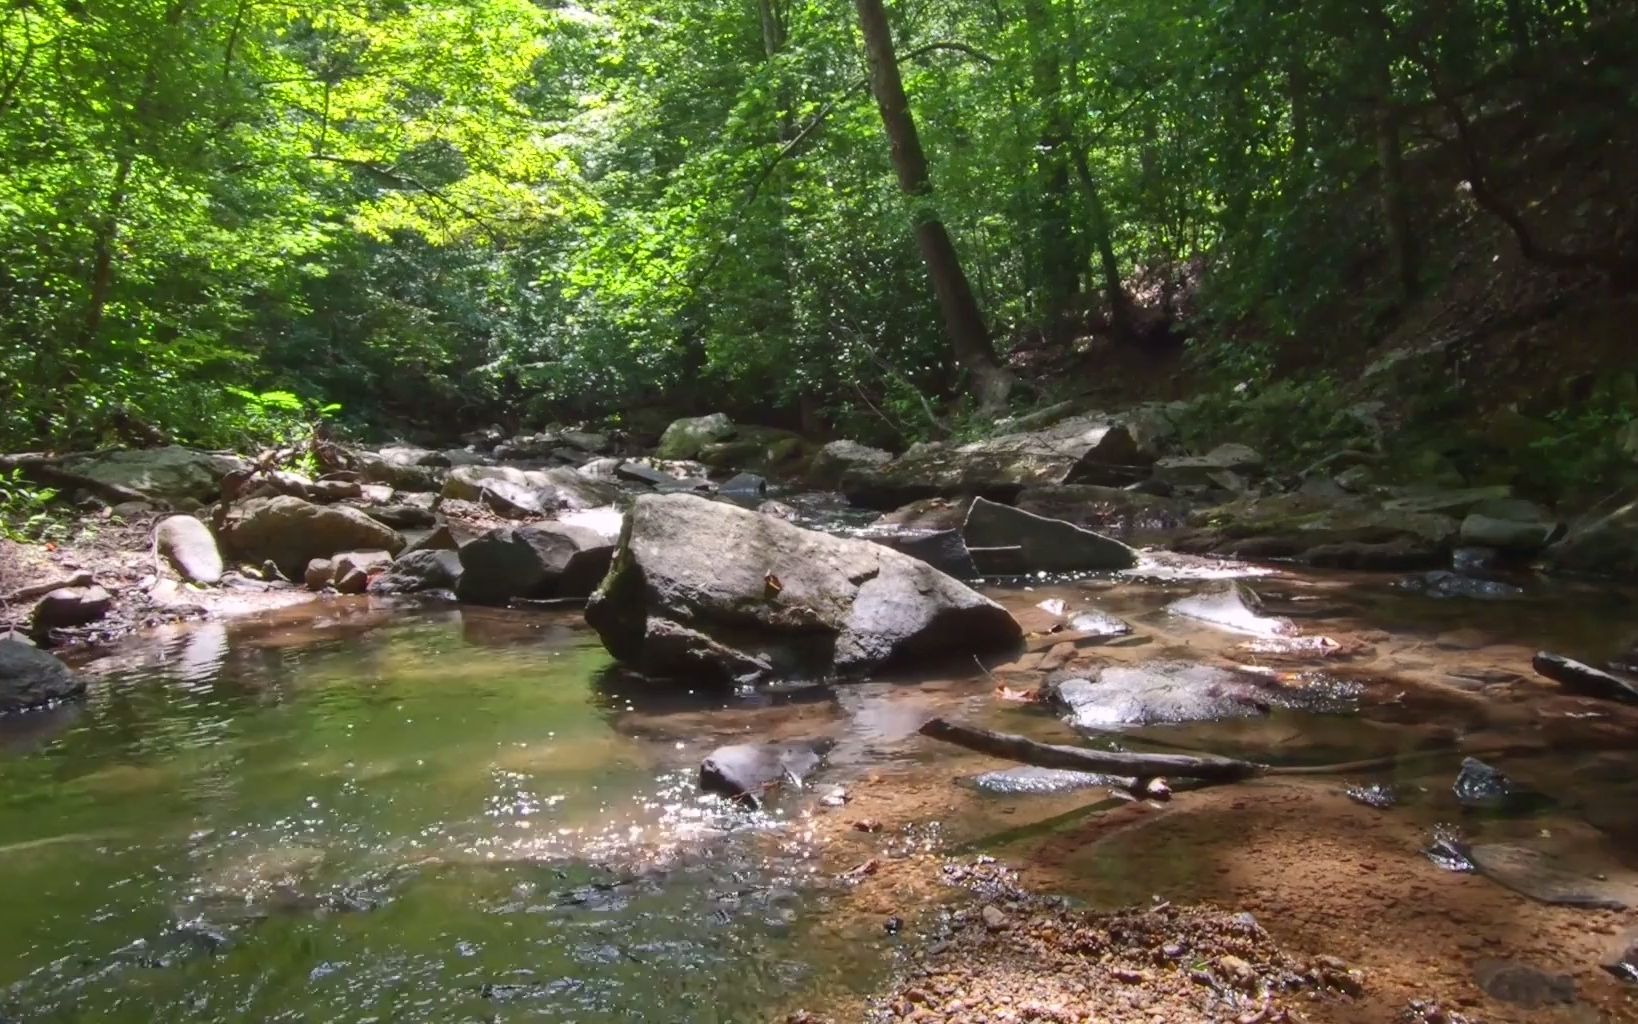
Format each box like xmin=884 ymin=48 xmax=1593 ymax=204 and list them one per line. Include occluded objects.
xmin=154 ymin=514 xmax=224 ymax=584
xmin=961 ymin=497 xmax=1138 ymax=574
xmin=699 ymin=740 xmax=830 ymax=806
xmin=220 ymin=496 xmax=405 ymax=579
xmin=841 ymin=416 xmax=1151 ymax=509
xmin=584 ymin=493 xmax=1022 ymax=681
xmin=808 ymin=440 xmax=893 ymax=489
xmin=656 ymin=413 xmax=735 ymax=459
xmin=66 ymin=446 xmax=249 ymax=504
xmin=0 ymin=639 xmax=85 ymax=713
xmin=369 ymin=549 xmax=464 ymax=595
xmin=455 ymin=524 xmax=615 ymax=605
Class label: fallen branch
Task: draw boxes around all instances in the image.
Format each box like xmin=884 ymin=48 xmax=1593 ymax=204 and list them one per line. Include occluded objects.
xmin=0 ymin=455 xmax=148 ymax=505
xmin=919 ymin=718 xmax=1265 ymax=782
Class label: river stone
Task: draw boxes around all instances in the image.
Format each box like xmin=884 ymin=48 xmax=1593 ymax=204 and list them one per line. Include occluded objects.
xmin=1473 ymin=960 xmax=1576 ymax=1009
xmin=31 ymin=586 xmax=113 ymax=631
xmin=698 ymin=740 xmax=830 ymax=805
xmin=364 ymin=503 xmax=437 ymax=530
xmin=1468 ymin=844 xmax=1638 ymax=909
xmin=616 ymin=461 xmax=683 ymax=488
xmin=1459 ymin=513 xmax=1559 ymax=552
xmin=155 ymin=514 xmax=223 ymax=584
xmin=331 ymin=550 xmax=393 ymax=594
xmin=858 ymin=526 xmax=979 ymax=579
xmin=1067 ymin=610 xmax=1132 ymax=636
xmin=719 ymin=473 xmax=768 ymax=499
xmin=479 ymin=478 xmax=557 ymax=519
xmin=65 ymin=446 xmax=250 ymax=503
xmin=808 ymin=440 xmax=893 ymax=489
xmin=369 ymin=549 xmax=463 ymax=595
xmin=656 ymin=413 xmax=735 ymax=459
xmin=1051 ymin=664 xmax=1267 ymax=730
xmin=1532 ymin=652 xmax=1638 ymax=704
xmin=220 ymin=496 xmax=405 ymax=579
xmin=1451 ymin=757 xmax=1550 ymax=813
xmin=1168 ymin=583 xmax=1294 ymax=638
xmin=0 ymin=639 xmax=85 ymax=713
xmin=584 ymin=493 xmax=1022 ymax=682
xmin=962 ymin=497 xmax=1138 ymax=574
xmin=969 ymin=766 xmax=1123 ymax=795
xmin=1605 ymin=934 xmax=1638 ymax=985
xmin=560 ymin=430 xmax=611 ymax=454
xmin=1398 ymin=570 xmax=1522 ymax=600
xmin=455 ymin=524 xmax=613 ymax=605
xmin=841 ymin=417 xmax=1149 ymax=509
xmin=304 ymin=558 xmax=334 ymax=590
xmin=357 ymin=446 xmax=446 ymax=491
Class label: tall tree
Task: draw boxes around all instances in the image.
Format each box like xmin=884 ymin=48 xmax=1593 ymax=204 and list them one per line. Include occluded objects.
xmin=852 ymin=0 xmax=1012 ymax=412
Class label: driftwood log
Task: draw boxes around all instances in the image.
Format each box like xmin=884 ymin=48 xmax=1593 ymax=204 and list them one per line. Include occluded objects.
xmin=918 ymin=718 xmax=1552 ymax=789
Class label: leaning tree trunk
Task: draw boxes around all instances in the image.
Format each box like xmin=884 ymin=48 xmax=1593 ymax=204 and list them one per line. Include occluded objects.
xmin=853 ymin=0 xmax=1012 ymax=413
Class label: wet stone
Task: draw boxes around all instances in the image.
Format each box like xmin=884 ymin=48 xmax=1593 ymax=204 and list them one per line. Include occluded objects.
xmin=1451 ymin=757 xmax=1551 ymax=814
xmin=968 ymin=766 xmax=1124 ymax=796
xmin=1472 ymin=960 xmax=1575 ymax=1008
xmin=1344 ymin=783 xmax=1398 ymax=809
xmin=1603 ymin=934 xmax=1638 ymax=985
xmin=1425 ymin=826 xmax=1476 ymax=873
xmin=1396 ymin=570 xmax=1521 ymax=600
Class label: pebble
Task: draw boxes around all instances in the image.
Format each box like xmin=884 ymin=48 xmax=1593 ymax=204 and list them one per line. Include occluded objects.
xmin=981 ymin=905 xmax=1009 ymax=931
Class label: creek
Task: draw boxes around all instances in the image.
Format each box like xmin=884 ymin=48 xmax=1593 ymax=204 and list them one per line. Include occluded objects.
xmin=3 ymin=526 xmax=1637 ymax=1022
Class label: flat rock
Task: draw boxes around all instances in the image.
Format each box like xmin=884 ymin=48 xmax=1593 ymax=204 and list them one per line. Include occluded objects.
xmin=1468 ymin=843 xmax=1638 ymax=909
xmin=962 ymin=497 xmax=1137 ymax=574
xmin=969 ymin=766 xmax=1123 ymax=795
xmin=584 ymin=493 xmax=1021 ymax=682
xmin=857 ymin=526 xmax=979 ymax=579
xmin=1459 ymin=513 xmax=1559 ymax=552
xmin=1472 ymin=960 xmax=1575 ymax=1009
xmin=0 ymin=639 xmax=85 ymax=713
xmin=1051 ymin=663 xmax=1268 ymax=730
xmin=155 ymin=514 xmax=224 ymax=584
xmin=66 ymin=446 xmax=249 ymax=503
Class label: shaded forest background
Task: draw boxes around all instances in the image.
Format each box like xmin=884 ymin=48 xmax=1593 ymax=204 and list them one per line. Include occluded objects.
xmin=1 ymin=0 xmax=1634 ymax=497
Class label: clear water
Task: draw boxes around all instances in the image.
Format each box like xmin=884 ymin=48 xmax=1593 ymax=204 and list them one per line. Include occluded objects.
xmin=0 ymin=602 xmax=860 ymax=1023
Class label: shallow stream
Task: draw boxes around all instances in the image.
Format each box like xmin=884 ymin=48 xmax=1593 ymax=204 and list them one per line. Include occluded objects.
xmin=4 ymin=546 xmax=1637 ymax=1022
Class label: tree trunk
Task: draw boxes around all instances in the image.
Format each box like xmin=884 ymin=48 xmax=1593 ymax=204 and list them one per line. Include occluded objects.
xmin=1368 ymin=11 xmax=1418 ymax=300
xmin=1020 ymin=0 xmax=1078 ymax=323
xmin=1071 ymin=144 xmax=1132 ymax=341
xmin=853 ymin=0 xmax=1011 ymax=413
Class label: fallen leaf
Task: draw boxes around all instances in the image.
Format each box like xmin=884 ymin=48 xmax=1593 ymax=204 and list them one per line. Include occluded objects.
xmin=994 ymin=684 xmax=1043 ymax=703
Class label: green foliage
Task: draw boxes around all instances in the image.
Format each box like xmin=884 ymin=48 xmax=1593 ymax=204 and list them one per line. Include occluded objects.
xmin=0 ymin=471 xmax=62 ymax=543
xmin=1174 ymin=375 xmax=1367 ymax=469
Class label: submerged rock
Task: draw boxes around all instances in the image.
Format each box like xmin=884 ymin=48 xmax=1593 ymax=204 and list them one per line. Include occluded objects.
xmin=1067 ymin=609 xmax=1132 ymax=637
xmin=0 ymin=639 xmax=86 ymax=713
xmin=1467 ymin=844 xmax=1638 ymax=909
xmin=1532 ymin=652 xmax=1638 ymax=704
xmin=698 ymin=740 xmax=830 ymax=805
xmin=1167 ymin=583 xmax=1294 ymax=638
xmin=1051 ymin=663 xmax=1267 ymax=729
xmin=1604 ymin=935 xmax=1638 ymax=985
xmin=584 ymin=493 xmax=1021 ymax=682
xmin=1472 ymin=960 xmax=1576 ymax=1009
xmin=155 ymin=514 xmax=224 ymax=584
xmin=1397 ymin=570 xmax=1522 ymax=600
xmin=969 ymin=766 xmax=1123 ymax=795
xmin=1451 ymin=757 xmax=1536 ymax=811
xmin=961 ymin=497 xmax=1138 ymax=574
xmin=1344 ymin=783 xmax=1398 ymax=810
xmin=220 ymin=496 xmax=405 ymax=579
